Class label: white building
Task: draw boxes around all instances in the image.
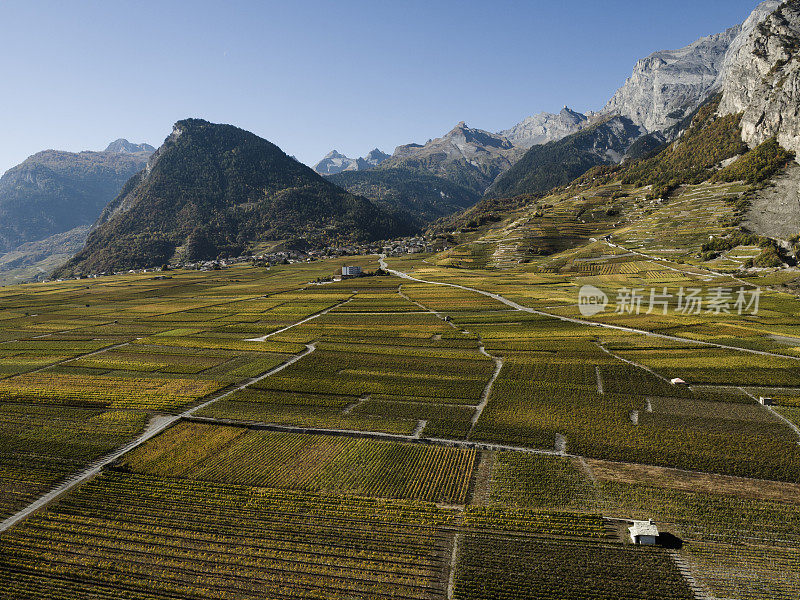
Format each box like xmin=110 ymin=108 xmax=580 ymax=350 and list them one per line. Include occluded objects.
xmin=341 ymin=265 xmax=362 ymax=278
xmin=629 ymin=519 xmax=659 ymax=545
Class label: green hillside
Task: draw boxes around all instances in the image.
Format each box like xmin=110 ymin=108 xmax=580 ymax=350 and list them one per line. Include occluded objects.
xmin=328 ymin=167 xmax=481 ymax=223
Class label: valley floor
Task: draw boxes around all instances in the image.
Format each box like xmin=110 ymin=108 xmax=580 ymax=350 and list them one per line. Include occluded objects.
xmin=0 ymin=253 xmax=799 ymax=599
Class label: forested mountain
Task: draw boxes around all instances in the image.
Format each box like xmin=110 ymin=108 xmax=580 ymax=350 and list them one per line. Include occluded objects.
xmin=56 ymin=119 xmax=412 ymax=275
xmin=484 ymin=117 xmax=645 ymax=199
xmin=329 ymin=167 xmax=481 ymax=223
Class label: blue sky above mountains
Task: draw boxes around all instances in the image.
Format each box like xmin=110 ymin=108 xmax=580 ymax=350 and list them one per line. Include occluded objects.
xmin=0 ymin=0 xmax=763 ymax=174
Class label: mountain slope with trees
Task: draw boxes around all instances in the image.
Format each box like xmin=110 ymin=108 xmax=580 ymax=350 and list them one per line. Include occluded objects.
xmin=328 ymin=167 xmax=480 ymax=223
xmin=57 ymin=119 xmax=413 ymax=275
xmin=484 ymin=117 xmax=645 ymax=200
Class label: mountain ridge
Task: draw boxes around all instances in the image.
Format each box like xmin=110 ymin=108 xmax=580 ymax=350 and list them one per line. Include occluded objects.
xmin=105 ymin=139 xmax=156 ymax=154
xmin=498 ymin=107 xmax=589 ymax=148
xmin=378 ymin=121 xmax=525 ymax=195
xmin=57 ymin=119 xmax=412 ymax=275
xmin=0 ymin=147 xmax=152 ymax=254
xmin=314 ymin=148 xmax=390 ymax=175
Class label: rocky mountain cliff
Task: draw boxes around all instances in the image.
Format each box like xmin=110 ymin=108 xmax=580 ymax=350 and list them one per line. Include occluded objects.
xmin=719 ymin=0 xmax=800 ymax=156
xmin=498 ymin=107 xmax=588 ymax=148
xmin=601 ymin=28 xmax=740 ymax=133
xmin=313 ymin=148 xmax=389 ymax=175
xmin=362 ymin=148 xmax=391 ymax=168
xmin=0 ymin=145 xmax=152 ymax=253
xmin=314 ymin=150 xmax=358 ymax=174
xmin=105 ymin=139 xmax=156 ymax=154
xmin=601 ymin=1 xmax=781 ymax=134
xmin=379 ymin=122 xmax=525 ymax=194
xmin=57 ymin=119 xmax=411 ymax=275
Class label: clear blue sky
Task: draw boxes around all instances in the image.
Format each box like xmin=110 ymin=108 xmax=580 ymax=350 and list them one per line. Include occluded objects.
xmin=0 ymin=0 xmax=764 ymax=174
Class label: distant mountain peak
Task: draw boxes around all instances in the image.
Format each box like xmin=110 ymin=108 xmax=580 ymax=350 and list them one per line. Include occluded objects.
xmin=104 ymin=139 xmax=156 ymax=154
xmin=314 ymin=148 xmax=390 ymax=175
xmin=499 ymin=108 xmax=589 ymax=149
xmin=381 ymin=124 xmax=524 ymax=194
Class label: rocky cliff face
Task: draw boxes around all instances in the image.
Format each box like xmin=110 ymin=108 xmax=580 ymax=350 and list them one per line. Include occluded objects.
xmin=601 ymin=1 xmax=782 ymax=134
xmin=313 ymin=150 xmax=359 ymax=175
xmin=498 ymin=107 xmax=588 ymax=148
xmin=602 ymin=28 xmax=740 ymax=133
xmin=0 ymin=148 xmax=151 ymax=252
xmin=719 ymin=0 xmax=800 ymax=156
xmin=105 ymin=139 xmax=156 ymax=154
xmin=362 ymin=148 xmax=390 ymax=167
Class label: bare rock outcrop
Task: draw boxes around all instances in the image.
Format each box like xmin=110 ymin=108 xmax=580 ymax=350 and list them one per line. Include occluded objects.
xmin=601 ymin=1 xmax=782 ymax=134
xmin=498 ymin=106 xmax=588 ymax=148
xmin=719 ymin=0 xmax=800 ymax=156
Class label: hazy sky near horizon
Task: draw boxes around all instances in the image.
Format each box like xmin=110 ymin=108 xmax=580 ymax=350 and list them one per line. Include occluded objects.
xmin=0 ymin=0 xmax=764 ymax=174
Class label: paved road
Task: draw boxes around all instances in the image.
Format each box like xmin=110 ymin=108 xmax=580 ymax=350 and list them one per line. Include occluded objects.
xmin=379 ymin=256 xmax=800 ymax=362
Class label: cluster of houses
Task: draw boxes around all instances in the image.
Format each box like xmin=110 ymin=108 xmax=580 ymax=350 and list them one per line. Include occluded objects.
xmin=382 ymin=237 xmax=436 ymax=256
xmin=45 ymin=235 xmax=445 ymax=284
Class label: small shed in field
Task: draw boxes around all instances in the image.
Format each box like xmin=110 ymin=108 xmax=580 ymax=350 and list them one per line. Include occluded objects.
xmin=629 ymin=519 xmax=659 ymax=545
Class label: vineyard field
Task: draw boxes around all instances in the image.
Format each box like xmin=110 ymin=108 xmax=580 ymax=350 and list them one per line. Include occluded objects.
xmin=452 ymin=534 xmax=693 ymax=600
xmin=119 ymin=422 xmax=478 ymax=504
xmin=0 ymin=471 xmax=456 ymax=600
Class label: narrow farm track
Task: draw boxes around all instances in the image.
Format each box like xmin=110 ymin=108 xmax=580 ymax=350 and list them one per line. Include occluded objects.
xmin=737 ymin=386 xmax=800 ymax=444
xmin=667 ymin=550 xmax=715 ymax=600
xmin=398 ymin=284 xmax=460 ymax=329
xmin=0 ymin=343 xmax=318 ymax=534
xmin=245 ymin=296 xmax=354 ymax=341
xmin=396 ymin=281 xmax=502 ymax=440
xmin=25 ymin=340 xmax=132 ymax=375
xmin=446 ymin=533 xmax=462 ymax=600
xmin=467 ymin=344 xmax=503 ymax=440
xmin=595 ymin=366 xmax=604 ymax=395
xmin=181 ymin=414 xmax=564 ymax=456
xmin=379 ymin=256 xmax=800 ymax=362
xmin=595 ymin=341 xmax=673 ymax=384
